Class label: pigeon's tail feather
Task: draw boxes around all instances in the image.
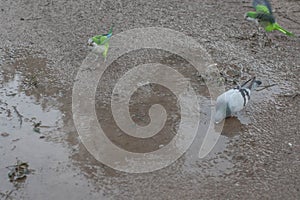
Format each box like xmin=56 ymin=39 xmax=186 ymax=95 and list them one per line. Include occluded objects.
xmin=242 ymin=77 xmax=262 ymax=90
xmin=274 ymin=23 xmax=294 ymax=36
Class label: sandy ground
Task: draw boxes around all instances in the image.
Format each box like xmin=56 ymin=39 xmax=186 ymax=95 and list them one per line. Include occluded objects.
xmin=0 ymin=0 xmax=300 ymax=199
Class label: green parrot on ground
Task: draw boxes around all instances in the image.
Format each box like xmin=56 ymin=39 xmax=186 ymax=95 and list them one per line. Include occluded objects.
xmin=88 ymin=25 xmax=114 ymax=58
xmin=245 ymin=0 xmax=294 ymax=36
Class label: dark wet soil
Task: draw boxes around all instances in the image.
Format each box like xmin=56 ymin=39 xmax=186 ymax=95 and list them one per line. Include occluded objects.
xmin=0 ymin=0 xmax=299 ymax=199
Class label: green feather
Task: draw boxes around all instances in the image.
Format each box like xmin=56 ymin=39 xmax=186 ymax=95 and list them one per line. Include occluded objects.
xmin=246 ymin=11 xmax=257 ymax=19
xmin=108 ymin=24 xmax=114 ymax=34
xmin=246 ymin=1 xmax=294 ymax=37
xmin=92 ymin=35 xmax=109 ymax=45
xmin=102 ymin=42 xmax=109 ymax=58
xmin=265 ymin=24 xmax=274 ymax=32
xmin=92 ymin=25 xmax=114 ymax=45
xmin=255 ymin=5 xmax=271 ymax=14
xmin=273 ymin=23 xmax=295 ymax=36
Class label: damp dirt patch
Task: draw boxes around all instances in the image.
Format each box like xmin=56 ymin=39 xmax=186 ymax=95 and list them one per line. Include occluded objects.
xmin=0 ymin=0 xmax=299 ymax=199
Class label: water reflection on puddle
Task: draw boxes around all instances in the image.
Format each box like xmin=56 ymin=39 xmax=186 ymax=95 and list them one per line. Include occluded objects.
xmin=0 ymin=50 xmax=261 ymax=199
xmin=0 ymin=55 xmax=105 ymax=199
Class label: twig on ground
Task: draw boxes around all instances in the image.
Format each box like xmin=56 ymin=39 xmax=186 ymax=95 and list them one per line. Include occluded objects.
xmin=256 ymin=84 xmax=277 ymax=92
xmin=12 ymin=106 xmax=23 ymax=127
xmin=4 ymin=190 xmax=14 ymax=200
xmin=278 ymin=93 xmax=299 ymax=99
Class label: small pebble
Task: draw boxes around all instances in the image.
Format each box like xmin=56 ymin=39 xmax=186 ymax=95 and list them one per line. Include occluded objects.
xmin=288 ymin=143 xmax=292 ymax=148
xmin=1 ymin=132 xmax=9 ymax=137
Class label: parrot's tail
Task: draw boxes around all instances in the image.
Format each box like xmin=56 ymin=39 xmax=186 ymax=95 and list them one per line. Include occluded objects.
xmin=109 ymin=24 xmax=114 ymax=34
xmin=274 ymin=23 xmax=294 ymax=36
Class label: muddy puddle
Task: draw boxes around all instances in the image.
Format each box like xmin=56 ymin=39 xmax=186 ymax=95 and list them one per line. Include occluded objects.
xmin=0 ymin=48 xmax=247 ymax=198
xmin=0 ymin=45 xmax=292 ymax=199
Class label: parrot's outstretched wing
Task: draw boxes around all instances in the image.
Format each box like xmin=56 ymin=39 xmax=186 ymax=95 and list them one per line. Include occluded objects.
xmin=253 ymin=0 xmax=272 ymax=14
xmin=92 ymin=34 xmax=110 ymax=45
xmin=91 ymin=24 xmax=114 ymax=45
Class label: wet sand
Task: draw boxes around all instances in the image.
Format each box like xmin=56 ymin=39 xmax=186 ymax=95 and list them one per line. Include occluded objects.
xmin=0 ymin=0 xmax=299 ymax=199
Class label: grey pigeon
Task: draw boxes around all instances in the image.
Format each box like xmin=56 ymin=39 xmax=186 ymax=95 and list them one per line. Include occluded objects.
xmin=215 ymin=77 xmax=262 ymax=123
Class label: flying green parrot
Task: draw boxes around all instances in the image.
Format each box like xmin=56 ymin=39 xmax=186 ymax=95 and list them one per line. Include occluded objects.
xmin=88 ymin=25 xmax=114 ymax=58
xmin=245 ymin=0 xmax=294 ymax=36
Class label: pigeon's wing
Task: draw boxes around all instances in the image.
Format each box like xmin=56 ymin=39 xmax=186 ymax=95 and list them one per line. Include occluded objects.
xmin=216 ymin=89 xmax=237 ymax=115
xmin=227 ymin=89 xmax=247 ymax=113
xmin=215 ymin=89 xmax=236 ymax=121
xmin=216 ymin=89 xmax=235 ymax=104
xmin=253 ymin=0 xmax=272 ymax=14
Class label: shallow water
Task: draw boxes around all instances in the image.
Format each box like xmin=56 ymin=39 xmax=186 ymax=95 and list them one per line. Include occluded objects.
xmin=0 ymin=49 xmax=246 ymax=199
